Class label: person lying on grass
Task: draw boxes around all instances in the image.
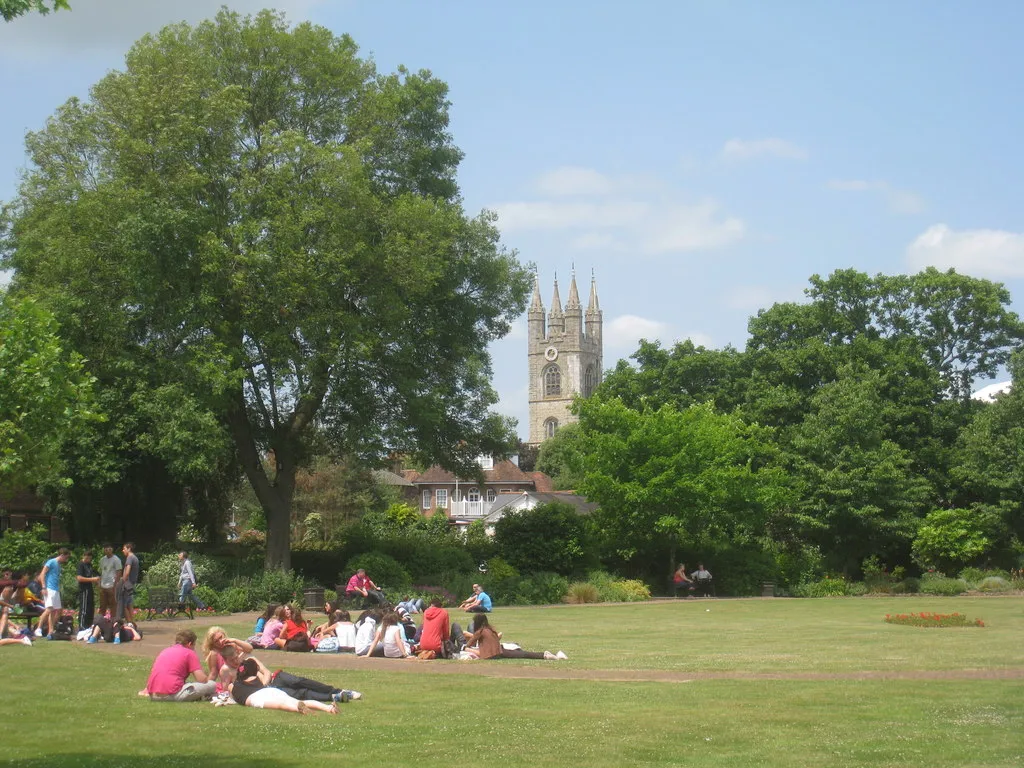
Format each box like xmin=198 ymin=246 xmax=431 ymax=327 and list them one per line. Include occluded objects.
xmin=85 ymin=617 xmax=143 ymax=644
xmin=203 ymin=625 xmax=254 ymax=680
xmin=462 ymin=614 xmax=567 ymax=661
xmin=230 ymin=657 xmax=358 ymax=713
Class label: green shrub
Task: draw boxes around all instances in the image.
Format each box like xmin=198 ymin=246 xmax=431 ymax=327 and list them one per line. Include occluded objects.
xmin=218 ymin=586 xmax=249 ymax=613
xmin=133 ymin=584 xmax=149 ymax=609
xmin=583 ymin=571 xmax=652 ymax=602
xmin=513 ymin=572 xmax=569 ymax=605
xmin=193 ymin=585 xmax=219 ymax=608
xmin=893 ymin=577 xmax=921 ymax=594
xmin=958 ymin=567 xmax=988 ymax=585
xmin=240 ymin=570 xmax=306 ymax=607
xmin=144 ymin=552 xmax=225 ymax=589
xmin=846 ymin=581 xmax=868 ymax=596
xmin=344 ymin=552 xmax=411 ymax=595
xmin=790 ymin=576 xmax=850 ymax=597
xmin=976 ymin=576 xmax=1010 ymax=593
xmin=564 ymin=582 xmax=600 ymax=604
xmin=919 ymin=573 xmax=968 ymax=596
xmin=0 ymin=525 xmax=53 ymax=573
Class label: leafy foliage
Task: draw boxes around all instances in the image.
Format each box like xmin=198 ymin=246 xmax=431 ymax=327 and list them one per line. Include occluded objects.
xmin=2 ymin=8 xmax=530 ymax=568
xmin=0 ymin=524 xmax=53 ymax=573
xmin=911 ymin=507 xmax=998 ymax=572
xmin=344 ymin=552 xmax=412 ymax=594
xmin=493 ymin=502 xmax=595 ymax=576
xmin=0 ymin=0 xmax=68 ymax=22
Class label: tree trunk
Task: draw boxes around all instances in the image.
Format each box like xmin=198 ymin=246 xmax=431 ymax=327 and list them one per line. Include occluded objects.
xmin=227 ymin=396 xmax=296 ymax=572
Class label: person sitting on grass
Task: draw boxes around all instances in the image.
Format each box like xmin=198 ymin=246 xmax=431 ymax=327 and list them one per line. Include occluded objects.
xmin=248 ymin=603 xmax=279 ymax=646
xmin=311 ymin=602 xmax=340 ymax=644
xmin=274 ymin=604 xmax=312 ymax=652
xmin=463 ymin=614 xmax=566 ymax=661
xmin=459 ymin=583 xmax=492 ymax=613
xmin=139 ymin=629 xmax=218 ymax=702
xmin=256 ymin=604 xmax=287 ymax=649
xmin=417 ymin=597 xmax=463 ymax=657
xmin=314 ymin=609 xmax=357 ymax=653
xmin=230 ymin=658 xmax=340 ymax=714
xmin=362 ymin=611 xmax=413 ymax=658
xmin=0 ymin=608 xmax=32 ymax=646
xmin=203 ymin=625 xmax=254 ymax=679
xmin=353 ymin=609 xmax=381 ymax=656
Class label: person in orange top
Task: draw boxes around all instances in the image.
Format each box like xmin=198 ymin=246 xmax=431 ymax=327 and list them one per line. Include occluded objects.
xmin=275 ymin=604 xmax=312 ymax=652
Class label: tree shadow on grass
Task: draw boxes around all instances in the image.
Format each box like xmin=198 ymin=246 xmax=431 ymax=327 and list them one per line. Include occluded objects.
xmin=8 ymin=757 xmax=258 ymax=768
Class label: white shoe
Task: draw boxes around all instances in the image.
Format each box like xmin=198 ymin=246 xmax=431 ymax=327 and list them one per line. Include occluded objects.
xmin=555 ymin=651 xmax=568 ymax=660
xmin=344 ymin=690 xmax=362 ymax=700
xmin=33 ymin=628 xmax=43 ymax=638
xmin=21 ymin=636 xmax=32 ymax=646
xmin=543 ymin=651 xmax=556 ymax=660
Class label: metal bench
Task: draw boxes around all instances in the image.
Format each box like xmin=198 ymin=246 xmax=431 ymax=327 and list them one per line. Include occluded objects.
xmin=145 ymin=586 xmax=193 ymax=620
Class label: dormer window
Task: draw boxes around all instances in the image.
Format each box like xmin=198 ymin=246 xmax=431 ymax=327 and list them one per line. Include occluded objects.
xmin=477 ymin=455 xmax=494 ymax=470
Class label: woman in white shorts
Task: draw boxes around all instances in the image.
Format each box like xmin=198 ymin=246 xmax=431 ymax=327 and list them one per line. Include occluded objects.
xmin=230 ymin=659 xmax=338 ymax=714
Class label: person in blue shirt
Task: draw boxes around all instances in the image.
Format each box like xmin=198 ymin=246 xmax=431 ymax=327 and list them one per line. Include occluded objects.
xmin=459 ymin=583 xmax=492 ymax=613
xmin=37 ymin=548 xmax=70 ymax=639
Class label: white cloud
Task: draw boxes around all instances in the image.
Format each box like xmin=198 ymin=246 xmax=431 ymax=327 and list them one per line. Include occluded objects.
xmin=721 ymin=138 xmax=808 ymax=161
xmin=828 ymin=179 xmax=925 ymax=215
xmin=724 ymin=285 xmax=775 ymax=312
xmin=535 ymin=166 xmax=615 ymax=197
xmin=0 ymin=0 xmax=325 ymax=57
xmin=907 ymin=224 xmax=1024 ymax=279
xmin=494 ymin=168 xmax=745 ymax=255
xmin=605 ymin=314 xmax=673 ymax=354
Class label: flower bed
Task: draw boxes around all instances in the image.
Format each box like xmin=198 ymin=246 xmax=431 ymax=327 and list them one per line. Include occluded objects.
xmin=884 ymin=612 xmax=984 ymax=628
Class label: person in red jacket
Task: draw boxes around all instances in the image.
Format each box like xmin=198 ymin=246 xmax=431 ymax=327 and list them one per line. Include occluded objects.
xmin=417 ymin=596 xmax=457 ymax=656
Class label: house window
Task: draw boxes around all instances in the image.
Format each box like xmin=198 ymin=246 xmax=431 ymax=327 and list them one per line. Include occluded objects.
xmin=499 ymin=489 xmax=513 ymax=494
xmin=584 ymin=365 xmax=595 ymax=397
xmin=486 ymin=489 xmax=496 ymax=502
xmin=435 ymin=489 xmax=448 ymax=509
xmin=543 ymin=364 xmax=561 ymax=397
xmin=544 ymin=417 xmax=558 ymax=439
xmin=467 ymin=488 xmax=480 ymax=502
xmin=422 ymin=490 xmax=431 ymax=509
xmin=477 ymin=455 xmax=494 ymax=470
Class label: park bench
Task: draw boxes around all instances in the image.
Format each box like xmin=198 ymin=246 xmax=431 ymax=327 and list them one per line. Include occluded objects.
xmin=144 ymin=586 xmax=193 ymax=620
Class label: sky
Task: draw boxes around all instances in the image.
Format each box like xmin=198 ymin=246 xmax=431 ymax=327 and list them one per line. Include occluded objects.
xmin=2 ymin=1 xmax=1023 ymax=438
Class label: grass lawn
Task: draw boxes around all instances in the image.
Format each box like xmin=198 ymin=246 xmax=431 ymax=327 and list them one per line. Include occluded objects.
xmin=2 ymin=596 xmax=1021 ymax=768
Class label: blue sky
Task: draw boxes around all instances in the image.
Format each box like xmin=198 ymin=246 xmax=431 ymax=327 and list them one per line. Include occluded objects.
xmin=2 ymin=1 xmax=1023 ymax=438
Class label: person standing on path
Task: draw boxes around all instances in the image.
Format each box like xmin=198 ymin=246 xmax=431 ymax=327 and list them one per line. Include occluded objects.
xmin=177 ymin=551 xmax=206 ymax=611
xmin=97 ymin=545 xmax=121 ymax=619
xmin=76 ymin=550 xmax=100 ymax=629
xmin=115 ymin=542 xmax=139 ymax=622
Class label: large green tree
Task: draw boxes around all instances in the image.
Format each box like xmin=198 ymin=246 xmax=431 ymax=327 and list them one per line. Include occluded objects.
xmin=1 ymin=9 xmax=530 ymax=568
xmin=572 ymin=398 xmax=794 ymax=572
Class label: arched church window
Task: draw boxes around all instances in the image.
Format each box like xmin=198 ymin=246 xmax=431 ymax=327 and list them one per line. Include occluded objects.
xmin=584 ymin=365 xmax=595 ymax=398
xmin=544 ymin=418 xmax=559 ymax=439
xmin=544 ymin=364 xmax=561 ymax=397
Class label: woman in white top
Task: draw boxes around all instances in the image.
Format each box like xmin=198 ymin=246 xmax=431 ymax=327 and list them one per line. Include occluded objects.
xmin=368 ymin=612 xmax=412 ymax=658
xmin=353 ymin=610 xmax=380 ymax=656
xmin=334 ymin=610 xmax=357 ymax=651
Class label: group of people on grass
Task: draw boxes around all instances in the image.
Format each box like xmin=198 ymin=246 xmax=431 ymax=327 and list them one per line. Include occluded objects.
xmin=0 ymin=545 xmax=207 ymax=647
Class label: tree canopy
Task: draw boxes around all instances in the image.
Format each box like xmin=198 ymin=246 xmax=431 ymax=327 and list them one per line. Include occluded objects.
xmin=0 ymin=0 xmax=67 ymax=22
xmin=1 ymin=9 xmax=530 ymax=567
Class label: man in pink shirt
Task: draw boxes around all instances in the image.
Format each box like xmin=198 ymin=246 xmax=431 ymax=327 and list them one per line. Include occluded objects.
xmin=141 ymin=629 xmax=217 ymax=702
xmin=345 ymin=569 xmax=385 ymax=607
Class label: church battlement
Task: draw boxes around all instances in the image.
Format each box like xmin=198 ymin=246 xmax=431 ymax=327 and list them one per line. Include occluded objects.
xmin=527 ymin=271 xmax=603 ymax=446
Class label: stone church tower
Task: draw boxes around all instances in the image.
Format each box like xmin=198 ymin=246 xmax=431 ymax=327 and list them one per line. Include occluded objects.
xmin=527 ymin=271 xmax=602 ymax=445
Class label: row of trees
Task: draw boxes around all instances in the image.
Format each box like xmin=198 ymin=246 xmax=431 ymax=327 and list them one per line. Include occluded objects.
xmin=538 ymin=269 xmax=1024 ymax=581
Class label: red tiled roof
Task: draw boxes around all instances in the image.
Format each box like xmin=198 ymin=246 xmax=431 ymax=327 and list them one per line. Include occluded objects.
xmin=529 ymin=472 xmax=555 ymax=493
xmin=412 ymin=459 xmax=535 ymax=486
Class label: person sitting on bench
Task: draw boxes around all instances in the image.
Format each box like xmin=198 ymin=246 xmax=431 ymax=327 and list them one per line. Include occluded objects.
xmin=693 ymin=564 xmax=713 ymax=596
xmin=345 ymin=569 xmax=386 ymax=607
